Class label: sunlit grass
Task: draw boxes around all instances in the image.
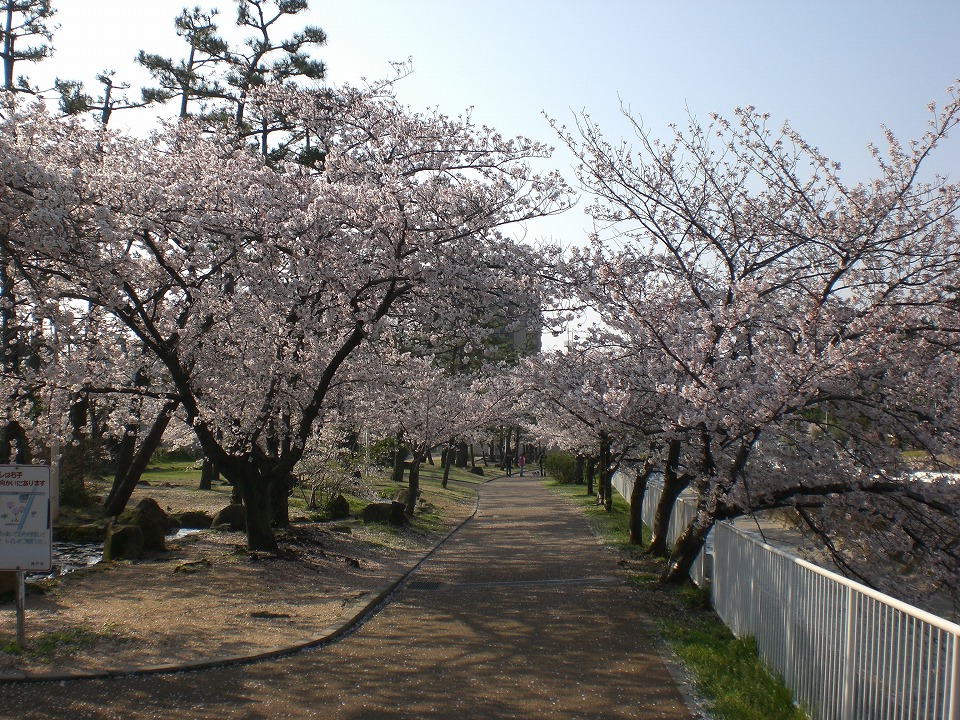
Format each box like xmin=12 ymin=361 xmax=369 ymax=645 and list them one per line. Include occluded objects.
xmin=0 ymin=626 xmax=107 ymax=662
xmin=547 ymin=477 xmax=807 ymax=720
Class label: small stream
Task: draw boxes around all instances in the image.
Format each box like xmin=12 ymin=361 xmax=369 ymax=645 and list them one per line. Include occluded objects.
xmin=27 ymin=529 xmax=201 ymax=582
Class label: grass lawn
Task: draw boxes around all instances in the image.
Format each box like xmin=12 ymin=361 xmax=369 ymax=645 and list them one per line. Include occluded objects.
xmin=55 ymin=455 xmax=481 ymax=556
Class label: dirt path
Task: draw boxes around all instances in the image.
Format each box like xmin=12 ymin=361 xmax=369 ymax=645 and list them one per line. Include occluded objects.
xmin=0 ymin=476 xmax=698 ymax=719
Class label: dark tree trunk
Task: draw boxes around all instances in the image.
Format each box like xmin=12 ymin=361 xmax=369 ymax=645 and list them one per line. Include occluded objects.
xmin=233 ymin=466 xmax=278 ymax=552
xmin=391 ymin=440 xmax=408 ymax=483
xmin=629 ymin=461 xmax=654 ymax=545
xmin=0 ymin=420 xmax=31 ymax=464
xmin=455 ymin=441 xmax=468 ymax=468
xmin=661 ymin=510 xmax=714 ymax=584
xmin=585 ymin=456 xmax=596 ymax=496
xmin=59 ymin=392 xmax=91 ymax=506
xmin=107 ymin=378 xmax=145 ymax=503
xmin=271 ymin=473 xmax=292 ymax=527
xmin=441 ymin=438 xmax=454 ymax=489
xmin=599 ymin=434 xmax=613 ymax=511
xmin=199 ymin=456 xmax=219 ymax=490
xmin=647 ymin=440 xmax=690 ymax=556
xmin=407 ymin=452 xmax=423 ymax=516
xmin=112 ymin=426 xmax=138 ymax=491
xmin=103 ymin=399 xmax=179 ymax=517
xmin=574 ymin=454 xmax=585 ymax=485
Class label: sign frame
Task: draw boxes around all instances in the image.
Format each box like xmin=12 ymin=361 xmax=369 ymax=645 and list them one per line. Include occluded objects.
xmin=0 ymin=464 xmax=52 ymax=572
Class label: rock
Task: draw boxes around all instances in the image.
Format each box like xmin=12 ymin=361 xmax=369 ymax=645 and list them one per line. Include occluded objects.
xmin=212 ymin=503 xmax=247 ymax=531
xmin=326 ymin=494 xmax=351 ymax=520
xmin=104 ymin=524 xmax=144 ymax=561
xmin=171 ymin=510 xmax=213 ymax=529
xmin=118 ymin=498 xmax=169 ymax=552
xmin=470 ymin=466 xmax=485 ymax=476
xmin=174 ymin=558 xmax=212 ymax=574
xmin=55 ymin=523 xmax=107 ymax=543
xmin=362 ymin=501 xmax=407 ymax=526
xmin=393 ymin=487 xmax=420 ymax=506
xmin=0 ymin=571 xmax=15 ymax=596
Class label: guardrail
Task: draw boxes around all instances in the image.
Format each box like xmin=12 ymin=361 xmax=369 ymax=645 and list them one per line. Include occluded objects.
xmin=613 ymin=470 xmax=960 ymax=720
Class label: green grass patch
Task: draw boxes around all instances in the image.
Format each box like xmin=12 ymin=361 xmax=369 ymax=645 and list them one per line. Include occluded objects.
xmin=96 ymin=458 xmax=203 ymax=493
xmin=546 ymin=477 xmax=807 ymax=720
xmin=663 ymin=615 xmax=803 ymax=720
xmin=414 ymin=462 xmax=490 ymax=486
xmin=137 ymin=460 xmax=203 ymax=485
xmin=324 ymin=462 xmax=479 ymax=551
xmin=1 ymin=626 xmax=106 ymax=662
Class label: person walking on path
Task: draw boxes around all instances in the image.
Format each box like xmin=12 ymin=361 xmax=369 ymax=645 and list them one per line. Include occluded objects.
xmin=518 ymin=453 xmax=525 ymax=476
xmin=505 ymin=455 xmax=513 ymax=476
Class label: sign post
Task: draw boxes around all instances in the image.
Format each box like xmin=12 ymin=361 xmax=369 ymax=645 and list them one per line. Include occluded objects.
xmin=15 ymin=572 xmax=26 ymax=646
xmin=0 ymin=465 xmax=52 ymax=648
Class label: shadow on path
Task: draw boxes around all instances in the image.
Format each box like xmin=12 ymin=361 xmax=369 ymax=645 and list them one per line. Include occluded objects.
xmin=0 ymin=476 xmax=697 ymax=720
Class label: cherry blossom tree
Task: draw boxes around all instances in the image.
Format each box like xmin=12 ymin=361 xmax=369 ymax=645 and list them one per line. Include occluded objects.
xmin=356 ymin=350 xmax=519 ymax=513
xmin=555 ymin=86 xmax=960 ymax=592
xmin=527 ymin=345 xmax=646 ymax=508
xmin=0 ymin=83 xmax=572 ymax=550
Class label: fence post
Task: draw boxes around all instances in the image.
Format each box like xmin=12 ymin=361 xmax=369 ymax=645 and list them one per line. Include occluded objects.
xmin=841 ymin=585 xmax=856 ymax=720
xmin=949 ymin=632 xmax=959 ymax=720
xmin=784 ymin=559 xmax=794 ymax=690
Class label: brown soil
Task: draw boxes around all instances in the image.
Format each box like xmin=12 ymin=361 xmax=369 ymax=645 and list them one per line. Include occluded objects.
xmin=0 ymin=478 xmax=477 ymax=679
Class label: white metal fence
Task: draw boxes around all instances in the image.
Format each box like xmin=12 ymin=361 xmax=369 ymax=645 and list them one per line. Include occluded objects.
xmin=613 ymin=470 xmax=960 ymax=720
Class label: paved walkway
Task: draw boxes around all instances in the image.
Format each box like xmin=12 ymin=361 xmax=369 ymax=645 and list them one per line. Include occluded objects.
xmin=0 ymin=476 xmax=697 ymax=720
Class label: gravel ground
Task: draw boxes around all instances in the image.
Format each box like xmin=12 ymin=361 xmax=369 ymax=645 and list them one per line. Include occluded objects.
xmin=0 ymin=476 xmax=701 ymax=719
xmin=1 ymin=475 xmax=478 ymax=679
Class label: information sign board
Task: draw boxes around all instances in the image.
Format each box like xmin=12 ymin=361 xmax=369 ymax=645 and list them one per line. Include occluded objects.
xmin=0 ymin=465 xmax=52 ymax=571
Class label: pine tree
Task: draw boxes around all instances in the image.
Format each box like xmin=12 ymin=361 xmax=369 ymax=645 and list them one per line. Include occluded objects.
xmin=56 ymin=71 xmax=147 ymax=126
xmin=137 ymin=6 xmax=228 ymax=119
xmin=138 ymin=1 xmax=327 ymax=160
xmin=0 ymin=0 xmax=56 ymax=93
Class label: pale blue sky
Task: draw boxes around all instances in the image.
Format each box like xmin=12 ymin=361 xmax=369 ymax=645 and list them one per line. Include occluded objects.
xmin=29 ymin=1 xmax=960 ymax=245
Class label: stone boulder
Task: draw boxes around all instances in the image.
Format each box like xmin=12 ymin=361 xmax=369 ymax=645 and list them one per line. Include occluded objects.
xmin=118 ymin=498 xmax=169 ymax=552
xmin=212 ymin=503 xmax=247 ymax=531
xmin=326 ymin=494 xmax=351 ymax=520
xmin=0 ymin=571 xmax=15 ymax=597
xmin=104 ymin=524 xmax=144 ymax=561
xmin=393 ymin=487 xmax=420 ymax=506
xmin=55 ymin=523 xmax=107 ymax=543
xmin=469 ymin=466 xmax=485 ymax=476
xmin=171 ymin=510 xmax=214 ymax=529
xmin=362 ymin=501 xmax=407 ymax=526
